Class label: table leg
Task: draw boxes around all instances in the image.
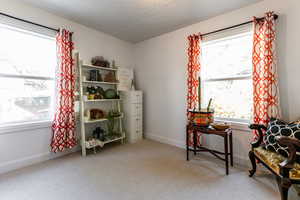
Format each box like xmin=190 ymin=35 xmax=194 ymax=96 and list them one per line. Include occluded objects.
xmin=229 ymin=131 xmax=233 ymax=167
xmin=186 ymin=126 xmax=189 ymax=161
xmin=193 ymin=130 xmax=197 ymax=155
xmin=224 ymin=134 xmax=229 ymax=175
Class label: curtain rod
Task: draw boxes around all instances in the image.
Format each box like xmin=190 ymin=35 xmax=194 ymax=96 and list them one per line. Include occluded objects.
xmin=0 ymin=12 xmax=59 ymax=32
xmin=201 ymin=14 xmax=278 ymax=37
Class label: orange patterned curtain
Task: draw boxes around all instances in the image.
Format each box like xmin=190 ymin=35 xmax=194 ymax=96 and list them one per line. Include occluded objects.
xmin=187 ymin=34 xmax=201 ymax=147
xmin=51 ymin=29 xmax=76 ymax=152
xmin=187 ymin=34 xmax=201 ymax=118
xmin=252 ymin=12 xmax=281 ymax=130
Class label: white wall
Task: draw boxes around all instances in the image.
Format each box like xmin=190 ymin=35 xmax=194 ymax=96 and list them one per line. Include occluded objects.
xmin=133 ymin=0 xmax=300 ymax=166
xmin=0 ymin=0 xmax=134 ymax=173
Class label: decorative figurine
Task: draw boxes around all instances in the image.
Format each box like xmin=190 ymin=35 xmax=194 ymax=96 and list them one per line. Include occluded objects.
xmin=96 ymin=86 xmax=105 ymax=96
xmin=87 ymin=86 xmax=106 ymax=99
xmin=131 ymin=79 xmax=135 ymax=91
xmin=92 ymin=127 xmax=106 ymax=141
xmin=87 ymin=86 xmax=97 ymax=100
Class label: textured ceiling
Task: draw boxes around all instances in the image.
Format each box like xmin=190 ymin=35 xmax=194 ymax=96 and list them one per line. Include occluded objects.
xmin=18 ymin=0 xmax=261 ymax=43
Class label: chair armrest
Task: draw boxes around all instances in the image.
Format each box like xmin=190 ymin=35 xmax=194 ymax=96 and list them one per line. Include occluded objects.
xmin=249 ymin=124 xmax=268 ymax=131
xmin=276 ymin=136 xmax=300 ymax=169
xmin=249 ymin=124 xmax=267 ymax=148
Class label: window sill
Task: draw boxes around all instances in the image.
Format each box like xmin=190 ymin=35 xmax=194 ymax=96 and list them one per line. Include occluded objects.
xmin=0 ymin=121 xmax=52 ymax=135
xmin=214 ymin=119 xmax=250 ymax=132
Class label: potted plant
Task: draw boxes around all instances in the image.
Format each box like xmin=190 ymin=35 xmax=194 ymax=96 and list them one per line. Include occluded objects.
xmin=106 ymin=110 xmax=121 ymax=137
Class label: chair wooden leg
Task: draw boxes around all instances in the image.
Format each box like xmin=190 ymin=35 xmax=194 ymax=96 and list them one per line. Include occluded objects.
xmin=276 ymin=176 xmax=291 ymax=200
xmin=248 ymin=150 xmax=257 ymax=177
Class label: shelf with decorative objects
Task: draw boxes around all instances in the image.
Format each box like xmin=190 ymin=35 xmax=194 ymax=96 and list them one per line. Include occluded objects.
xmin=82 ymin=63 xmax=118 ymax=71
xmin=85 ymin=133 xmax=125 ymax=148
xmin=75 ymin=53 xmax=125 ymax=156
xmin=85 ymin=133 xmax=126 ymax=154
xmin=84 ymin=114 xmax=124 ymax=124
xmin=82 ymin=80 xmax=119 ymax=85
xmin=84 ymin=99 xmax=122 ymax=102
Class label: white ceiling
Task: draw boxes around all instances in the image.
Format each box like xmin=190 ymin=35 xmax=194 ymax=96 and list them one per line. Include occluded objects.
xmin=18 ymin=0 xmax=261 ymax=43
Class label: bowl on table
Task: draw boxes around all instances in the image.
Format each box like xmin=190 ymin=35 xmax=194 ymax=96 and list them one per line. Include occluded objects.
xmin=211 ymin=123 xmax=230 ymax=131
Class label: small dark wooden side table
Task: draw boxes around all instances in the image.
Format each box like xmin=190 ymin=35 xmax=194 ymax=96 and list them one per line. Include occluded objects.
xmin=186 ymin=123 xmax=233 ymax=175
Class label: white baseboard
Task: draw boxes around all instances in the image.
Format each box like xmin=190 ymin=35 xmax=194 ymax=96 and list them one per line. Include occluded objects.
xmin=145 ymin=132 xmax=250 ymax=168
xmin=0 ymin=146 xmax=80 ymax=174
xmin=146 ymin=132 xmax=186 ymax=149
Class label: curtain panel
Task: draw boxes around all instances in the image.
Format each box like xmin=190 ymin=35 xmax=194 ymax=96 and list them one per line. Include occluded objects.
xmin=252 ymin=11 xmax=281 ymax=132
xmin=51 ymin=29 xmax=76 ymax=153
xmin=187 ymin=34 xmax=202 ymax=147
xmin=187 ymin=34 xmax=201 ymax=116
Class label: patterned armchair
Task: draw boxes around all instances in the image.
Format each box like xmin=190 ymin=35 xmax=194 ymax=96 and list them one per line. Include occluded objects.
xmin=249 ymin=124 xmax=300 ymax=200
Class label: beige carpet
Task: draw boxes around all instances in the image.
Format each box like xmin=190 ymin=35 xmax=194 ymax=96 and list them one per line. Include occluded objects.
xmin=0 ymin=139 xmax=298 ymax=200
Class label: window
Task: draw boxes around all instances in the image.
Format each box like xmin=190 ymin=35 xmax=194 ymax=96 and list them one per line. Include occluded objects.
xmin=201 ymin=31 xmax=253 ymax=123
xmin=0 ymin=23 xmax=56 ymax=126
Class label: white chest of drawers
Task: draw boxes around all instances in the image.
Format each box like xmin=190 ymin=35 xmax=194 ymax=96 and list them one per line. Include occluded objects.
xmin=120 ymin=91 xmax=143 ymax=143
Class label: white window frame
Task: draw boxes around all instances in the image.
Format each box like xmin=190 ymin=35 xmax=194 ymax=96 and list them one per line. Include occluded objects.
xmin=0 ymin=17 xmax=57 ymax=134
xmin=201 ymin=26 xmax=253 ymax=129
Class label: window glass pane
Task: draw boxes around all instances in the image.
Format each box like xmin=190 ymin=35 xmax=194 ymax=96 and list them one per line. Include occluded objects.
xmin=0 ymin=24 xmax=56 ymax=77
xmin=0 ymin=77 xmax=55 ymax=125
xmin=0 ymin=23 xmax=56 ymax=125
xmin=202 ymin=79 xmax=253 ymax=121
xmin=202 ymin=32 xmax=252 ymax=80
